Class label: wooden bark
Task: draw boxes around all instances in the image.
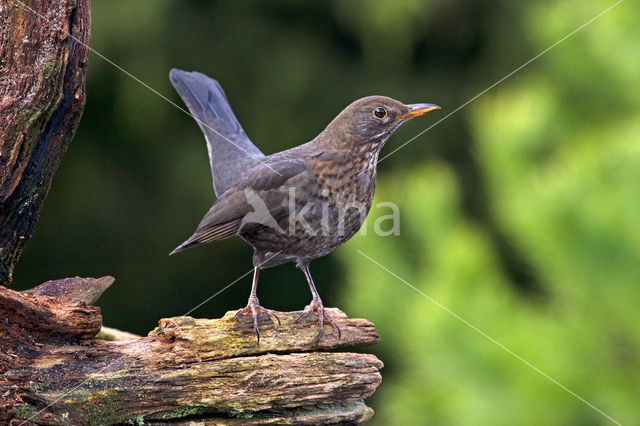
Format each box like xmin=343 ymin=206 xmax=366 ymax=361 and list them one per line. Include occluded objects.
xmin=0 ymin=1 xmax=383 ymax=424
xmin=0 ymin=280 xmax=382 ymax=425
xmin=0 ymin=0 xmax=90 ymax=285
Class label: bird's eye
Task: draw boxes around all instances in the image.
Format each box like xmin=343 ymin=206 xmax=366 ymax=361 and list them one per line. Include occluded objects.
xmin=373 ymin=107 xmax=388 ymax=119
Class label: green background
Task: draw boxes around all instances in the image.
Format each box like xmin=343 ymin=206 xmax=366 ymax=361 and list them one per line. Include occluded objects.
xmin=13 ymin=1 xmax=639 ymax=424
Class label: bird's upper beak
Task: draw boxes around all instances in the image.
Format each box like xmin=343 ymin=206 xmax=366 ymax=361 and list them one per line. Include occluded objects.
xmin=398 ymin=103 xmax=441 ymax=120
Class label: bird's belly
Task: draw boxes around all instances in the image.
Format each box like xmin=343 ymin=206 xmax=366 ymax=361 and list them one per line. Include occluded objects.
xmin=243 ymin=164 xmax=377 ymax=260
xmin=243 ymin=197 xmax=372 ymax=259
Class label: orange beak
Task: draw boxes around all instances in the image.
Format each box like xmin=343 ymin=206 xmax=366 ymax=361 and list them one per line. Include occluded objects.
xmin=397 ymin=103 xmax=441 ymax=120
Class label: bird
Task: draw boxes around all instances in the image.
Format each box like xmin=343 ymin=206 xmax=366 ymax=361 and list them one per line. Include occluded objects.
xmin=169 ymin=68 xmax=440 ymax=343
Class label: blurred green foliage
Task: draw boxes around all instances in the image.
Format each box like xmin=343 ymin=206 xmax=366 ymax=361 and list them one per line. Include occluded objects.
xmin=343 ymin=0 xmax=640 ymax=424
xmin=12 ymin=0 xmax=638 ymax=424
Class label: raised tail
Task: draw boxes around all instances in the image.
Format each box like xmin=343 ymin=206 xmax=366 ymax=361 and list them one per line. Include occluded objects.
xmin=170 ymin=69 xmax=266 ymax=197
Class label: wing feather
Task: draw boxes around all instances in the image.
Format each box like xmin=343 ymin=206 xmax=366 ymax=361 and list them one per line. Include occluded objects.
xmin=170 ymin=157 xmax=313 ymax=254
xmin=170 ymin=218 xmax=243 ymax=255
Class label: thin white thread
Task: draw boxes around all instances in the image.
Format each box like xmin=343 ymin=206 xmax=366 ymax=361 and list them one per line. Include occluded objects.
xmin=357 ymin=249 xmax=623 ymax=426
xmin=12 ymin=0 xmax=282 ymax=177
xmin=22 ymin=249 xmax=283 ymax=424
xmin=378 ymin=0 xmax=625 ymax=164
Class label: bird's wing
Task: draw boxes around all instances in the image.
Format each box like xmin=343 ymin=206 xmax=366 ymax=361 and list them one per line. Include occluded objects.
xmin=170 ymin=159 xmax=309 ymax=254
xmin=170 ymin=69 xmax=266 ymax=197
xmin=235 ymin=157 xmax=309 ymax=192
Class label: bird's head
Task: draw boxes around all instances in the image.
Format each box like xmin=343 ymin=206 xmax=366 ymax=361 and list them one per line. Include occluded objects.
xmin=321 ymin=95 xmax=440 ymax=150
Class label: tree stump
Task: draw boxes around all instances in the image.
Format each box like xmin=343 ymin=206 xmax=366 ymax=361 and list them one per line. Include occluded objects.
xmin=0 ymin=1 xmax=384 ymax=423
xmin=0 ymin=278 xmax=383 ymax=425
xmin=0 ymin=0 xmax=89 ymax=285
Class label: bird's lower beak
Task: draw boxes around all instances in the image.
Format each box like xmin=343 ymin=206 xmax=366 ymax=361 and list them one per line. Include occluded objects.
xmin=398 ymin=103 xmax=441 ymax=120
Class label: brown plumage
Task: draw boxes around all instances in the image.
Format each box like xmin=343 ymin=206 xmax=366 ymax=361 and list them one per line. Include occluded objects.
xmin=169 ymin=69 xmax=440 ymax=343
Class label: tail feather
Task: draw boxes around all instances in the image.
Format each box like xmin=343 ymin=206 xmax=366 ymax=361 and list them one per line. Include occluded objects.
xmin=169 ymin=69 xmax=265 ymax=197
xmin=170 ymin=69 xmax=241 ymax=133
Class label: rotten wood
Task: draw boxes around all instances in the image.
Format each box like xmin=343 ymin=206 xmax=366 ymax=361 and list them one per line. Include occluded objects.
xmin=0 ymin=1 xmax=383 ymax=424
xmin=0 ymin=281 xmax=382 ymax=425
xmin=22 ymin=276 xmax=115 ymax=304
xmin=96 ymin=325 xmax=141 ymax=342
xmin=0 ymin=0 xmax=90 ymax=286
xmin=0 ymin=278 xmax=103 ymax=341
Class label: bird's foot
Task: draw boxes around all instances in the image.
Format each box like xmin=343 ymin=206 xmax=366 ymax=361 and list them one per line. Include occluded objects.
xmin=296 ymin=297 xmax=343 ymax=344
xmin=234 ymin=297 xmax=281 ymax=344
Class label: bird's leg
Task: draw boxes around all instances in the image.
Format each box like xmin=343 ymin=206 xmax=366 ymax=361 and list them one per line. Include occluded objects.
xmin=234 ymin=267 xmax=280 ymax=343
xmin=296 ymin=262 xmax=342 ymax=344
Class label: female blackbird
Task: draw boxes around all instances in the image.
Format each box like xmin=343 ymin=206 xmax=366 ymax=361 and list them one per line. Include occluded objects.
xmin=169 ymin=69 xmax=439 ymax=343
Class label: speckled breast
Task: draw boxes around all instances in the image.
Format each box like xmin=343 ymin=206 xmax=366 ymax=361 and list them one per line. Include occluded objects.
xmin=244 ymin=151 xmax=378 ymax=260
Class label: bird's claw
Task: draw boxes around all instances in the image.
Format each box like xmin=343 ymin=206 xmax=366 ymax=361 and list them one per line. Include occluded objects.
xmin=296 ymin=297 xmax=342 ymax=344
xmin=234 ymin=297 xmax=280 ymax=344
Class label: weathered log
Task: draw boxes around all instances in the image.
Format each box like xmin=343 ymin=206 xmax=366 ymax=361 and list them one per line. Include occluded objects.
xmin=0 ymin=1 xmax=383 ymax=423
xmin=0 ymin=279 xmax=103 ymax=341
xmin=0 ymin=0 xmax=90 ymax=286
xmin=96 ymin=326 xmax=141 ymax=342
xmin=22 ymin=276 xmax=115 ymax=304
xmin=0 ymin=283 xmax=382 ymax=425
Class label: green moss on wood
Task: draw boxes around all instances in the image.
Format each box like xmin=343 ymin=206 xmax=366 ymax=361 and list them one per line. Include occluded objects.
xmin=78 ymin=389 xmax=129 ymax=426
xmin=161 ymin=405 xmax=206 ymax=419
xmin=126 ymin=414 xmax=145 ymax=425
xmin=231 ymin=412 xmax=255 ymax=419
xmin=12 ymin=404 xmax=33 ymax=418
xmin=28 ymin=383 xmax=45 ymax=393
xmin=95 ymin=330 xmax=117 ymax=341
